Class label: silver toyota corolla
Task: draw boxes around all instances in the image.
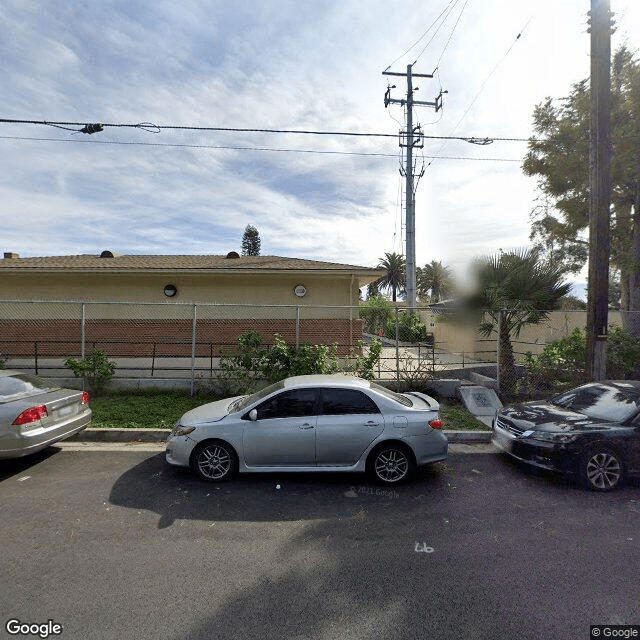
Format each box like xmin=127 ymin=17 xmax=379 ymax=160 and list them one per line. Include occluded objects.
xmin=166 ymin=375 xmax=448 ymax=484
xmin=0 ymin=370 xmax=92 ymax=459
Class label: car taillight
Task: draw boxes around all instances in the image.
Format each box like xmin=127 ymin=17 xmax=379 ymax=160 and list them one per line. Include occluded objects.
xmin=429 ymin=418 xmax=444 ymax=430
xmin=13 ymin=405 xmax=48 ymax=425
xmin=82 ymin=391 xmax=90 ymax=405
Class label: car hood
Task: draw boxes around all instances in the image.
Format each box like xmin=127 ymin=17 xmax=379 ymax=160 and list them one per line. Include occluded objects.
xmin=179 ymin=396 xmax=244 ymax=427
xmin=499 ymin=401 xmax=614 ymax=432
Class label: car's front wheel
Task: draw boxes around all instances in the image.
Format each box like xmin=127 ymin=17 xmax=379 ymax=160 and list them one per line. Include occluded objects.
xmin=579 ymin=447 xmax=624 ymax=491
xmin=191 ymin=440 xmax=238 ymax=482
xmin=368 ymin=443 xmax=414 ymax=485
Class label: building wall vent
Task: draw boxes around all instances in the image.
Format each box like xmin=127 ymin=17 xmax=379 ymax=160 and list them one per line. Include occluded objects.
xmin=100 ymin=250 xmax=121 ymax=258
xmin=226 ymin=251 xmax=240 ymax=259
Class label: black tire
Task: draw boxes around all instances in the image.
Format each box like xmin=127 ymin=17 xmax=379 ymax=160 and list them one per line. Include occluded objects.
xmin=367 ymin=443 xmax=415 ymax=485
xmin=191 ymin=440 xmax=238 ymax=482
xmin=579 ymin=447 xmax=624 ymax=491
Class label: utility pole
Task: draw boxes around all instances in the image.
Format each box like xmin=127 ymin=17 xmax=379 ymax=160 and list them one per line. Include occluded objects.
xmin=383 ymin=64 xmax=444 ymax=311
xmin=586 ymin=0 xmax=612 ymax=380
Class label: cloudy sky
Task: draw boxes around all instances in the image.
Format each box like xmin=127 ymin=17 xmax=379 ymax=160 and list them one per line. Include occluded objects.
xmin=1 ymin=0 xmax=638 ymax=289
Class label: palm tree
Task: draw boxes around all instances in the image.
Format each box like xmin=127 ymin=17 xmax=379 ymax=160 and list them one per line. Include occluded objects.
xmin=417 ymin=260 xmax=453 ymax=303
xmin=376 ymin=252 xmax=406 ymax=302
xmin=470 ymin=249 xmax=571 ymax=395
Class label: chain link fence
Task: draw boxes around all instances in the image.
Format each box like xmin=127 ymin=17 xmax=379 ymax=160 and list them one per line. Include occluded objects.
xmin=0 ymin=300 xmax=636 ymax=396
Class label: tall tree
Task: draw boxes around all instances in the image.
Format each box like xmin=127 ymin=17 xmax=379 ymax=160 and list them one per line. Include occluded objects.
xmin=523 ymin=46 xmax=640 ymax=336
xmin=241 ymin=225 xmax=261 ymax=256
xmin=416 ymin=260 xmax=453 ymax=303
xmin=375 ymin=252 xmax=406 ymax=302
xmin=469 ymin=249 xmax=571 ymax=395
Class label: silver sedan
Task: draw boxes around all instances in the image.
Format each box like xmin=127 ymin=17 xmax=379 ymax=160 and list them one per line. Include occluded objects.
xmin=0 ymin=370 xmax=92 ymax=459
xmin=166 ymin=375 xmax=448 ymax=484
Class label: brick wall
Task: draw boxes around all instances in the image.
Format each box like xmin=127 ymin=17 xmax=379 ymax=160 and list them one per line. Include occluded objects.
xmin=0 ymin=318 xmax=364 ymax=358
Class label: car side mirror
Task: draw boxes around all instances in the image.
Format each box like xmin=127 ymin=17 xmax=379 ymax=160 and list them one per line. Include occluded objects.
xmin=249 ymin=409 xmax=258 ymax=422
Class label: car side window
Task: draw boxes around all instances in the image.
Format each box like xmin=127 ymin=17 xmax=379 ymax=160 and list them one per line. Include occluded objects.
xmin=255 ymin=389 xmax=318 ymax=420
xmin=320 ymin=389 xmax=380 ymax=416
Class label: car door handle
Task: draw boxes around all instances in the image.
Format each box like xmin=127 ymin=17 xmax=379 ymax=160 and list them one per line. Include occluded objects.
xmin=299 ymin=423 xmax=315 ymax=430
xmin=365 ymin=421 xmax=380 ymax=426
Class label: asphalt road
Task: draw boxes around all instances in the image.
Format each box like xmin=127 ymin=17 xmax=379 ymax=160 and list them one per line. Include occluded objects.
xmin=1 ymin=444 xmax=639 ymax=640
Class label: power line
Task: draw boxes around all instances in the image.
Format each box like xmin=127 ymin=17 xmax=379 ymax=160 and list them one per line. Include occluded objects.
xmin=434 ymin=0 xmax=470 ymax=69
xmin=384 ymin=0 xmax=458 ymax=71
xmin=0 ymin=135 xmax=522 ymax=161
xmin=0 ymin=117 xmax=531 ymax=143
xmin=428 ymin=15 xmax=533 ymax=167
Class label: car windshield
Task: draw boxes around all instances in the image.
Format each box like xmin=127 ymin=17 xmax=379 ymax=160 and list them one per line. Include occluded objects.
xmin=370 ymin=382 xmax=413 ymax=407
xmin=230 ymin=380 xmax=285 ymax=413
xmin=551 ymin=384 xmax=640 ymax=422
xmin=0 ymin=373 xmax=60 ymax=403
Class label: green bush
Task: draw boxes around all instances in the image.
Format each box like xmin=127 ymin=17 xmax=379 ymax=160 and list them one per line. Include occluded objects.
xmin=218 ymin=332 xmax=383 ymax=393
xmin=386 ymin=310 xmax=432 ymax=343
xmin=359 ymin=296 xmax=394 ymax=335
xmin=518 ymin=326 xmax=640 ymax=397
xmin=351 ymin=339 xmax=382 ymax=380
xmin=64 ymin=349 xmax=116 ymax=395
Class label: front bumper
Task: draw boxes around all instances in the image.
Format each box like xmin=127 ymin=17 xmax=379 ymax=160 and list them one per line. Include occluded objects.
xmin=165 ymin=434 xmax=193 ymax=468
xmin=491 ymin=424 xmax=578 ymax=475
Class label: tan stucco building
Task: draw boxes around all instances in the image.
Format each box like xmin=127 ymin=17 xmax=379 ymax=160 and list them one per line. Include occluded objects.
xmin=0 ymin=251 xmax=383 ymax=359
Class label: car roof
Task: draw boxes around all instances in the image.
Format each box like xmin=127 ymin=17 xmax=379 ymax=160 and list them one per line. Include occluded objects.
xmin=282 ymin=375 xmax=371 ymax=390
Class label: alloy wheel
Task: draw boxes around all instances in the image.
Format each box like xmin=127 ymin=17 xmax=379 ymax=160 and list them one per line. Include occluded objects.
xmin=195 ymin=443 xmax=233 ymax=481
xmin=374 ymin=447 xmax=410 ymax=484
xmin=585 ymin=451 xmax=622 ymax=491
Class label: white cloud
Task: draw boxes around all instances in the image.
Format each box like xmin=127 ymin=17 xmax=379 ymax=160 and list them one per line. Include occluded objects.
xmin=0 ymin=0 xmax=638 ymax=288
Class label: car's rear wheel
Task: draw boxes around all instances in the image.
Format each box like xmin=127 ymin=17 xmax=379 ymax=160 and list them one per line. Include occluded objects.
xmin=368 ymin=443 xmax=414 ymax=485
xmin=580 ymin=447 xmax=624 ymax=491
xmin=191 ymin=440 xmax=238 ymax=482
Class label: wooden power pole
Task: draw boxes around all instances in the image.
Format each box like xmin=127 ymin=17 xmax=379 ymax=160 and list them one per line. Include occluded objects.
xmin=586 ymin=0 xmax=612 ymax=380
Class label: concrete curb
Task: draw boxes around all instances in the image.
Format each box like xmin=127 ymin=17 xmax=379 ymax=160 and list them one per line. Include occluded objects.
xmin=69 ymin=428 xmax=492 ymax=444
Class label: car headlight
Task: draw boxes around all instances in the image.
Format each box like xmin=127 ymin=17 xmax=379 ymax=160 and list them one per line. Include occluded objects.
xmin=526 ymin=431 xmax=579 ymax=444
xmin=170 ymin=424 xmax=196 ymax=437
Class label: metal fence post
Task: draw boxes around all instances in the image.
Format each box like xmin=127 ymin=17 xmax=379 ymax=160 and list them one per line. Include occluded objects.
xmin=395 ymin=306 xmax=400 ymax=391
xmin=190 ymin=304 xmax=198 ymax=396
xmin=81 ymin=303 xmax=86 ymax=359
xmin=496 ymin=309 xmax=502 ymax=392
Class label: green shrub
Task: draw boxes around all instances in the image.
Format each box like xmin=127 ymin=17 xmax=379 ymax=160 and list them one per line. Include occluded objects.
xmin=65 ymin=349 xmax=116 ymax=395
xmin=218 ymin=332 xmax=383 ymax=393
xmin=359 ymin=296 xmax=394 ymax=335
xmin=351 ymin=339 xmax=382 ymax=380
xmin=517 ymin=326 xmax=640 ymax=397
xmin=386 ymin=310 xmax=432 ymax=343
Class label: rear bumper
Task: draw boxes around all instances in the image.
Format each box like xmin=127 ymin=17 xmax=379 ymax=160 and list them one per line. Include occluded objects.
xmin=407 ymin=429 xmax=449 ymax=467
xmin=0 ymin=409 xmax=92 ymax=459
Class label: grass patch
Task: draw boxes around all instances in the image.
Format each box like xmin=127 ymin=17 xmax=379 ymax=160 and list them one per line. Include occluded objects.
xmin=440 ymin=400 xmax=491 ymax=431
xmin=89 ymin=391 xmax=218 ymax=429
xmin=88 ymin=391 xmax=491 ymax=431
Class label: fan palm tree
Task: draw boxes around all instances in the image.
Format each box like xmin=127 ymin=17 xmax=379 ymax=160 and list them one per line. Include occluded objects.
xmin=417 ymin=260 xmax=453 ymax=303
xmin=376 ymin=252 xmax=406 ymax=302
xmin=470 ymin=249 xmax=571 ymax=395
